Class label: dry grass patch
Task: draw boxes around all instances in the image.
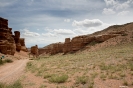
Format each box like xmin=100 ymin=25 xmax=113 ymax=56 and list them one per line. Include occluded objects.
xmin=25 ymin=42 xmax=133 ymax=87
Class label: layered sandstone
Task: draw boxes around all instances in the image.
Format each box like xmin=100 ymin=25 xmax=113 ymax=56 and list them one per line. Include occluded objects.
xmin=38 ymin=22 xmax=133 ymax=55
xmin=20 ymin=38 xmax=28 ymax=52
xmin=30 ymin=45 xmax=38 ymax=57
xmin=0 ymin=17 xmax=16 ymax=55
xmin=63 ymin=38 xmax=71 ymax=54
xmin=50 ymin=43 xmax=63 ymax=55
xmin=0 ymin=17 xmax=27 ymax=55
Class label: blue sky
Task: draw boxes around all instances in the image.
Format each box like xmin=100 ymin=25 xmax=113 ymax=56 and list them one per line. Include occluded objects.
xmin=0 ymin=0 xmax=133 ymax=47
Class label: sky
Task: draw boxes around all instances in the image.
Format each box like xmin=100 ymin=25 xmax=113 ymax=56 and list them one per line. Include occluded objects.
xmin=0 ymin=0 xmax=133 ymax=47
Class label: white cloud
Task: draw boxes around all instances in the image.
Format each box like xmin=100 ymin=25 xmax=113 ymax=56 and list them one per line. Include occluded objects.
xmin=53 ymin=29 xmax=75 ymax=35
xmin=64 ymin=19 xmax=71 ymax=22
xmin=102 ymin=8 xmax=116 ymax=15
xmin=104 ymin=0 xmax=116 ymax=6
xmin=103 ymin=0 xmax=132 ymax=15
xmin=42 ymin=33 xmax=56 ymax=37
xmin=72 ymin=19 xmax=103 ymax=28
xmin=117 ymin=11 xmax=129 ymax=16
xmin=114 ymin=1 xmax=130 ymax=10
xmin=21 ymin=29 xmax=40 ymax=37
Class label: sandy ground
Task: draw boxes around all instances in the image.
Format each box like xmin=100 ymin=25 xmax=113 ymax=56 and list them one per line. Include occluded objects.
xmin=0 ymin=59 xmax=29 ymax=84
xmin=0 ymin=51 xmax=29 ymax=84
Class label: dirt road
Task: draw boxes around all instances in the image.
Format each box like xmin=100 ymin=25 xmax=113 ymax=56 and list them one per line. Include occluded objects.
xmin=0 ymin=59 xmax=29 ymax=84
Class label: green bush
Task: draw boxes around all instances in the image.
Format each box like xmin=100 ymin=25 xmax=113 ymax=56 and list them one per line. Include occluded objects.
xmin=4 ymin=59 xmax=13 ymax=63
xmin=76 ymin=76 xmax=88 ymax=84
xmin=0 ymin=59 xmax=13 ymax=65
xmin=49 ymin=74 xmax=68 ymax=83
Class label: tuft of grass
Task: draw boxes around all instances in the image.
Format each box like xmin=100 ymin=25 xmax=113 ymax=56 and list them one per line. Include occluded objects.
xmin=123 ymin=80 xmax=128 ymax=86
xmin=49 ymin=74 xmax=68 ymax=83
xmin=26 ymin=61 xmax=37 ymax=73
xmin=39 ymin=84 xmax=47 ymax=88
xmin=119 ymin=73 xmax=126 ymax=78
xmin=0 ymin=59 xmax=13 ymax=65
xmin=4 ymin=59 xmax=13 ymax=63
xmin=100 ymin=74 xmax=107 ymax=80
xmin=99 ymin=63 xmax=109 ymax=70
xmin=0 ymin=80 xmax=23 ymax=88
xmin=0 ymin=83 xmax=5 ymax=88
xmin=128 ymin=62 xmax=133 ymax=71
xmin=0 ymin=59 xmax=3 ymax=65
xmin=76 ymin=76 xmax=88 ymax=85
xmin=131 ymin=82 xmax=133 ymax=85
xmin=44 ymin=74 xmax=53 ymax=79
xmin=26 ymin=61 xmax=33 ymax=70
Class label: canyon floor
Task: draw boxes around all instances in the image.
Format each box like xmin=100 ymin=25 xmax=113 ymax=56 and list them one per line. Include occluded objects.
xmin=1 ymin=42 xmax=133 ymax=88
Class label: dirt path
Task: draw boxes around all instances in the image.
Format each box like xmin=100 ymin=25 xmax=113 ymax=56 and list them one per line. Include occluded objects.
xmin=0 ymin=59 xmax=29 ymax=84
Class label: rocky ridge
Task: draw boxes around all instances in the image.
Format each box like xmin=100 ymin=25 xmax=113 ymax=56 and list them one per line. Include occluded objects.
xmin=39 ymin=22 xmax=133 ymax=55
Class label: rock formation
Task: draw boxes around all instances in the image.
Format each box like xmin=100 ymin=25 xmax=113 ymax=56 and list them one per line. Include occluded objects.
xmin=0 ymin=17 xmax=16 ymax=55
xmin=50 ymin=43 xmax=63 ymax=55
xmin=30 ymin=45 xmax=38 ymax=57
xmin=20 ymin=38 xmax=28 ymax=52
xmin=37 ymin=22 xmax=133 ymax=55
xmin=63 ymin=38 xmax=71 ymax=54
xmin=13 ymin=31 xmax=21 ymax=52
xmin=0 ymin=17 xmax=27 ymax=55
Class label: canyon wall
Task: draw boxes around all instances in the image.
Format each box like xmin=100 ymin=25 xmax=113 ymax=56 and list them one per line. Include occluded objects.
xmin=0 ymin=17 xmax=27 ymax=55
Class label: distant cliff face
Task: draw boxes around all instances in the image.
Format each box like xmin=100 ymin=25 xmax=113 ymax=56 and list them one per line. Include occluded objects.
xmin=0 ymin=17 xmax=27 ymax=55
xmin=39 ymin=22 xmax=133 ymax=55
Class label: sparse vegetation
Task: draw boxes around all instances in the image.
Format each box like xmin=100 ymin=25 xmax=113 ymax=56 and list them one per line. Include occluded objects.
xmin=25 ymin=42 xmax=133 ymax=87
xmin=0 ymin=80 xmax=23 ymax=88
xmin=76 ymin=76 xmax=88 ymax=84
xmin=0 ymin=59 xmax=3 ymax=65
xmin=100 ymin=74 xmax=107 ymax=80
xmin=4 ymin=59 xmax=13 ymax=63
xmin=123 ymin=80 xmax=128 ymax=86
xmin=49 ymin=74 xmax=68 ymax=83
xmin=0 ymin=58 xmax=13 ymax=65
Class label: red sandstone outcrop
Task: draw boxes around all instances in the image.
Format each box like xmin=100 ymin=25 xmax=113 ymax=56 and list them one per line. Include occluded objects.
xmin=20 ymin=38 xmax=28 ymax=52
xmin=30 ymin=45 xmax=38 ymax=57
xmin=50 ymin=43 xmax=63 ymax=55
xmin=63 ymin=38 xmax=71 ymax=54
xmin=0 ymin=17 xmax=27 ymax=55
xmin=13 ymin=31 xmax=21 ymax=52
xmin=0 ymin=17 xmax=16 ymax=55
xmin=95 ymin=34 xmax=118 ymax=43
